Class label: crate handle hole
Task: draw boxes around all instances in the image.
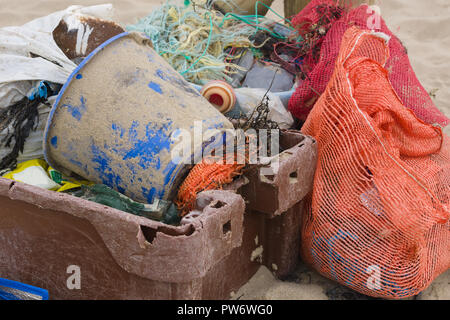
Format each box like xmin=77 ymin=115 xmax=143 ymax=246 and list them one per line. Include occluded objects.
xmin=140 ymin=226 xmax=157 ymax=244
xmin=211 ymin=200 xmax=226 ymax=209
xmin=289 ymin=171 xmax=298 ymax=184
xmin=222 ymin=221 xmax=231 ymax=235
xmin=8 ymin=180 xmax=15 ymax=190
xmin=140 ymin=224 xmax=195 ymax=244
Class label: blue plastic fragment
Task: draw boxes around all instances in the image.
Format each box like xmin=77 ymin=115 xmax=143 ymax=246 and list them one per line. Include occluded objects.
xmin=0 ymin=278 xmax=49 ymax=300
xmin=28 ymin=81 xmax=48 ymax=101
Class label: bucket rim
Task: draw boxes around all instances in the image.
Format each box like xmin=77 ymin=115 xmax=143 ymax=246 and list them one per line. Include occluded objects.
xmin=43 ymin=31 xmax=131 ymax=168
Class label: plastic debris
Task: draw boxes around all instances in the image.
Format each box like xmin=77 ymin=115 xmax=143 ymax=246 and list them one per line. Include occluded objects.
xmin=2 ymin=157 xmax=179 ymax=223
xmin=0 ymin=5 xmax=118 ymax=171
xmin=0 ymin=85 xmax=58 ymax=172
xmin=3 ymin=159 xmax=61 ymax=190
xmin=273 ymin=22 xmax=297 ymax=39
xmin=230 ymin=50 xmax=255 ymax=88
xmin=200 ymin=80 xmax=237 ymax=113
xmin=234 ymin=87 xmax=294 ymax=129
xmin=68 ymin=184 xmax=181 ymax=224
xmin=127 ymin=2 xmax=256 ymax=85
xmin=0 ymin=5 xmax=115 ymax=89
xmin=2 ymin=158 xmax=91 ymax=192
xmin=242 ymin=61 xmax=295 ymax=92
xmin=0 ymin=278 xmax=48 ymax=300
xmin=53 ymin=13 xmax=124 ymax=61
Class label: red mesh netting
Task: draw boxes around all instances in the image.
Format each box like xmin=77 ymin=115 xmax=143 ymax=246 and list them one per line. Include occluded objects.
xmin=288 ymin=0 xmax=449 ymax=127
xmin=300 ymin=26 xmax=450 ymax=299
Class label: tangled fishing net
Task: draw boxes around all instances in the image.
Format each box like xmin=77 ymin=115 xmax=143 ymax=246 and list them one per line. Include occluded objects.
xmin=288 ymin=0 xmax=449 ymax=127
xmin=127 ymin=1 xmax=257 ymax=85
xmin=127 ymin=1 xmax=297 ymax=85
xmin=301 ymin=26 xmax=449 ymax=299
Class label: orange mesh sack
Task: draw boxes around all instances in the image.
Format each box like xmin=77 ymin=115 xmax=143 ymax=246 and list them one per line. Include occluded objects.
xmin=301 ymin=27 xmax=450 ymax=299
xmin=176 ymin=161 xmax=244 ymax=215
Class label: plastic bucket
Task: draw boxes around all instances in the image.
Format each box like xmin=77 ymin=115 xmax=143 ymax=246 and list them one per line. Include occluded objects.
xmin=44 ymin=32 xmax=233 ymax=203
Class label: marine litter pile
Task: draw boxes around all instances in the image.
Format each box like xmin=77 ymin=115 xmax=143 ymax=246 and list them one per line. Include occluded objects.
xmin=0 ymin=0 xmax=448 ymax=300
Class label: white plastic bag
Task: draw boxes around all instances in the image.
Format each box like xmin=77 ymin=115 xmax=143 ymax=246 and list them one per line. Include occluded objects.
xmin=0 ymin=5 xmax=115 ymax=167
xmin=0 ymin=4 xmax=115 ymax=90
xmin=235 ymin=87 xmax=295 ymax=129
xmin=2 ymin=159 xmax=61 ymax=190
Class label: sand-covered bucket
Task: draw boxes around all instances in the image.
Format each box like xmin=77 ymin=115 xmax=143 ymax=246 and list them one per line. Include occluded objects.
xmin=44 ymin=32 xmax=233 ymax=203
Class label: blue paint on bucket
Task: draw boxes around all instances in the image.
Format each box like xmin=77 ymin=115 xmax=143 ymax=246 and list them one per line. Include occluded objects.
xmin=148 ymin=81 xmax=163 ymax=94
xmin=123 ymin=121 xmax=173 ymax=170
xmin=62 ymin=96 xmax=87 ymax=121
xmin=163 ymin=162 xmax=177 ymax=186
xmin=50 ymin=136 xmax=58 ymax=148
xmin=69 ymin=159 xmax=84 ymax=170
xmin=155 ymin=69 xmax=166 ymax=81
xmin=154 ymin=67 xmax=201 ymax=97
xmin=91 ymin=144 xmax=125 ymax=194
xmin=128 ymin=121 xmax=139 ymax=141
xmin=112 ymin=123 xmax=125 ymax=138
xmin=126 ymin=162 xmax=137 ymax=175
xmin=165 ymin=161 xmax=184 ymax=188
xmin=142 ymin=187 xmax=157 ymax=204
xmin=76 ymin=74 xmax=83 ymax=79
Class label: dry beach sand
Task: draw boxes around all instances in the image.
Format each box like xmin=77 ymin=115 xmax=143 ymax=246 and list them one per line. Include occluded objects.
xmin=0 ymin=0 xmax=448 ymax=299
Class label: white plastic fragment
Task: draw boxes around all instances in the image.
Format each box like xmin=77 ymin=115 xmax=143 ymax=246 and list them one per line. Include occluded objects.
xmin=235 ymin=87 xmax=295 ymax=129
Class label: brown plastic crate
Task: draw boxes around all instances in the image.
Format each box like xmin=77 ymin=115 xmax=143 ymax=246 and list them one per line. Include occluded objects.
xmin=173 ymin=130 xmax=317 ymax=298
xmin=0 ymin=131 xmax=316 ymax=300
xmin=0 ymin=181 xmax=245 ymax=300
xmin=238 ymin=130 xmax=317 ymax=278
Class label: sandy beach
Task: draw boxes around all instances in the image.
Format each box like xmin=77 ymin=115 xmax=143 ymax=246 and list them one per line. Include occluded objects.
xmin=0 ymin=0 xmax=448 ymax=299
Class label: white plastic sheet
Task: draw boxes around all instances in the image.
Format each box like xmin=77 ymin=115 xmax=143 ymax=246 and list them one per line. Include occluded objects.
xmin=235 ymin=87 xmax=295 ymax=130
xmin=0 ymin=4 xmax=114 ymax=104
xmin=0 ymin=5 xmax=115 ymax=165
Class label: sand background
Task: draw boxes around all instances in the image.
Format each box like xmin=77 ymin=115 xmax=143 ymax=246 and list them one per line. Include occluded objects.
xmin=0 ymin=0 xmax=448 ymax=299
